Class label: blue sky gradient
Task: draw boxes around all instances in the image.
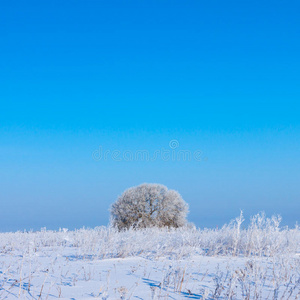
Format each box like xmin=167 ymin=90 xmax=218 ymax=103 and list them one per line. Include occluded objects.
xmin=1 ymin=0 xmax=299 ymax=231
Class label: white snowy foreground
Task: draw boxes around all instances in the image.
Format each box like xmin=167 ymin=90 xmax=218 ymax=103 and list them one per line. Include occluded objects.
xmin=0 ymin=213 xmax=299 ymax=299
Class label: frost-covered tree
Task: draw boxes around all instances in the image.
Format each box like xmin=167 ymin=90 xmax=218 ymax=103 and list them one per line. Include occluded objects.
xmin=110 ymin=183 xmax=189 ymax=230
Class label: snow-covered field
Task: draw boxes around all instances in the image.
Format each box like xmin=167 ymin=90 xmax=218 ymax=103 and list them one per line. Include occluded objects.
xmin=0 ymin=213 xmax=299 ymax=299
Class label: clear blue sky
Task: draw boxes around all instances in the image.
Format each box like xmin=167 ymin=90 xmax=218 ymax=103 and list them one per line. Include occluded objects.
xmin=1 ymin=0 xmax=299 ymax=231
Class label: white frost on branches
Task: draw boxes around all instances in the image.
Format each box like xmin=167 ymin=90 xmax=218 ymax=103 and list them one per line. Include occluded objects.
xmin=110 ymin=183 xmax=189 ymax=230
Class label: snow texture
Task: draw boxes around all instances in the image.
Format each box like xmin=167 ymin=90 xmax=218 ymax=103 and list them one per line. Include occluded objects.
xmin=0 ymin=212 xmax=299 ymax=299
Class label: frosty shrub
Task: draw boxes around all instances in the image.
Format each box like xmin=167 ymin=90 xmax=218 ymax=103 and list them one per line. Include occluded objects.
xmin=110 ymin=183 xmax=189 ymax=230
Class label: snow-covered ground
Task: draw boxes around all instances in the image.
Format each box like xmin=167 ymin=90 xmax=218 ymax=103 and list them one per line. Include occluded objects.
xmin=0 ymin=213 xmax=299 ymax=299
